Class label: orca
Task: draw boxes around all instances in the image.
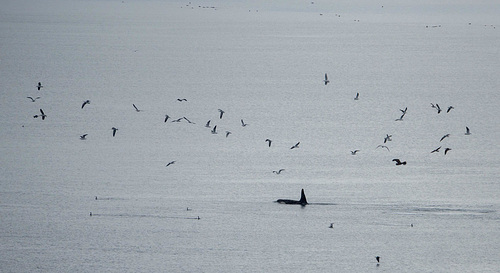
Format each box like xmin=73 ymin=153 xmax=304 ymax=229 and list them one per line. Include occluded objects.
xmin=276 ymin=189 xmax=308 ymax=206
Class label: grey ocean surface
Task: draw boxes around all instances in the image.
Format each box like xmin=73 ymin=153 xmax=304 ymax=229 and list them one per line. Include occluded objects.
xmin=1 ymin=0 xmax=499 ymax=272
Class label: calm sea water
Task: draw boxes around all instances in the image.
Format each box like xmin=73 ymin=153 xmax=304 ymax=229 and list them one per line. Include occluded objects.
xmin=1 ymin=1 xmax=499 ymax=272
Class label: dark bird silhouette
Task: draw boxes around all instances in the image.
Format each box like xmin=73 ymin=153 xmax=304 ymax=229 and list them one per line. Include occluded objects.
xmin=447 ymin=106 xmax=454 ymax=113
xmin=444 ymin=148 xmax=451 ymax=155
xmin=27 ymin=96 xmax=40 ymax=102
xmin=351 ymin=150 xmax=360 ymax=155
xmin=211 ymin=125 xmax=217 ymax=134
xmin=240 ymin=119 xmax=248 ymax=127
xmin=225 ymin=131 xmax=231 ymax=137
xmin=392 ymin=159 xmax=406 ymax=165
xmin=435 ymin=103 xmax=442 ymax=113
xmin=400 ymin=107 xmax=407 ymax=115
xmin=33 ymin=109 xmax=47 ymax=120
xmin=82 ymin=100 xmax=90 ymax=109
xmin=324 ymin=73 xmax=329 ymax=85
xmin=218 ymin=109 xmax=225 ymax=119
xmin=354 ymin=92 xmax=359 ymax=100
xmin=177 ymin=98 xmax=187 ymax=102
xmin=384 ymin=134 xmax=392 ymax=143
xmin=431 ymin=146 xmax=441 ymax=153
xmin=440 ymin=134 xmax=450 ymax=142
xmin=265 ymin=139 xmax=272 ymax=147
xmin=164 ymin=115 xmax=170 ymax=122
xmin=80 ymin=134 xmax=88 ymax=140
xmin=166 ymin=161 xmax=176 ymax=167
xmin=465 ymin=126 xmax=471 ymax=135
xmin=376 ymin=256 xmax=380 ymax=263
xmin=111 ymin=127 xmax=118 ymax=137
xmin=205 ymin=120 xmax=211 ymax=128
xmin=290 ymin=142 xmax=300 ymax=149
xmin=377 ymin=145 xmax=390 ymax=151
xmin=132 ymin=104 xmax=141 ymax=112
xmin=273 ymin=169 xmax=285 ymax=174
xmin=36 ymin=82 xmax=43 ymax=90
xmin=395 ymin=113 xmax=405 ymax=121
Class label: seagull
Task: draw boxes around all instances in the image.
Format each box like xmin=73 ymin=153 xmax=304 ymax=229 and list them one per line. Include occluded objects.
xmin=395 ymin=113 xmax=405 ymax=121
xmin=440 ymin=134 xmax=450 ymax=142
xmin=351 ymin=150 xmax=360 ymax=155
xmin=38 ymin=109 xmax=47 ymax=120
xmin=132 ymin=104 xmax=141 ymax=112
xmin=27 ymin=96 xmax=41 ymax=102
xmin=431 ymin=146 xmax=441 ymax=153
xmin=177 ymin=98 xmax=187 ymax=102
xmin=273 ymin=169 xmax=285 ymax=174
xmin=241 ymin=119 xmax=248 ymax=127
xmin=36 ymin=82 xmax=43 ymax=90
xmin=444 ymin=148 xmax=452 ymax=155
xmin=324 ymin=73 xmax=329 ymax=85
xmin=329 ymin=223 xmax=334 ymax=228
xmin=447 ymin=106 xmax=454 ymax=113
xmin=376 ymin=145 xmax=390 ymax=151
xmin=265 ymin=138 xmax=272 ymax=147
xmin=205 ymin=120 xmax=211 ymax=128
xmin=465 ymin=126 xmax=471 ymax=135
xmin=172 ymin=117 xmax=183 ymax=122
xmin=354 ymin=93 xmax=359 ymax=100
xmin=211 ymin=125 xmax=217 ymax=134
xmin=218 ymin=109 xmax=225 ymax=119
xmin=384 ymin=134 xmax=392 ymax=143
xmin=290 ymin=142 xmax=300 ymax=149
xmin=392 ymin=159 xmax=406 ymax=165
xmin=164 ymin=115 xmax=170 ymax=122
xmin=400 ymin=107 xmax=408 ymax=115
xmin=82 ymin=100 xmax=90 ymax=109
xmin=225 ymin=131 xmax=231 ymax=137
xmin=435 ymin=103 xmax=442 ymax=114
xmin=111 ymin=127 xmax=118 ymax=137
xmin=80 ymin=134 xmax=88 ymax=140
xmin=166 ymin=161 xmax=176 ymax=167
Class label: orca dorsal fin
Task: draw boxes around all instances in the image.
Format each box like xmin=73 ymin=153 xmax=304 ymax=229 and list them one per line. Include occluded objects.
xmin=300 ymin=189 xmax=308 ymax=205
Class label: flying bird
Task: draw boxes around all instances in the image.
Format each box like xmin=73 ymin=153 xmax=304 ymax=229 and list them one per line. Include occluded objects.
xmin=80 ymin=134 xmax=88 ymax=140
xmin=400 ymin=107 xmax=407 ymax=115
xmin=323 ymin=73 xmax=329 ymax=85
xmin=273 ymin=169 xmax=285 ymax=174
xmin=111 ymin=127 xmax=118 ymax=137
xmin=132 ymin=104 xmax=141 ymax=112
xmin=384 ymin=134 xmax=392 ymax=143
xmin=431 ymin=146 xmax=441 ymax=153
xmin=218 ymin=109 xmax=225 ymax=119
xmin=164 ymin=115 xmax=170 ymax=122
xmin=465 ymin=126 xmax=471 ymax=135
xmin=444 ymin=148 xmax=452 ymax=155
xmin=435 ymin=103 xmax=442 ymax=113
xmin=440 ymin=134 xmax=450 ymax=142
xmin=241 ymin=119 xmax=248 ymax=127
xmin=166 ymin=161 xmax=176 ymax=167
xmin=354 ymin=93 xmax=359 ymax=100
xmin=183 ymin=117 xmax=195 ymax=124
xmin=172 ymin=118 xmax=183 ymax=122
xmin=265 ymin=139 xmax=272 ymax=147
xmin=27 ymin=96 xmax=41 ymax=102
xmin=34 ymin=109 xmax=47 ymax=120
xmin=81 ymin=100 xmax=90 ymax=109
xmin=351 ymin=150 xmax=360 ymax=155
xmin=376 ymin=145 xmax=390 ymax=151
xmin=392 ymin=159 xmax=406 ymax=165
xmin=205 ymin=120 xmax=211 ymax=128
xmin=177 ymin=98 xmax=187 ymax=102
xmin=36 ymin=82 xmax=43 ymax=90
xmin=376 ymin=256 xmax=380 ymax=263
xmin=447 ymin=106 xmax=454 ymax=113
xmin=225 ymin=131 xmax=231 ymax=137
xmin=211 ymin=125 xmax=217 ymax=134
xmin=290 ymin=142 xmax=300 ymax=149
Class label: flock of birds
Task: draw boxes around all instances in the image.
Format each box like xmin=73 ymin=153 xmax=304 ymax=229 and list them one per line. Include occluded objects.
xmin=28 ymin=77 xmax=472 ymax=174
